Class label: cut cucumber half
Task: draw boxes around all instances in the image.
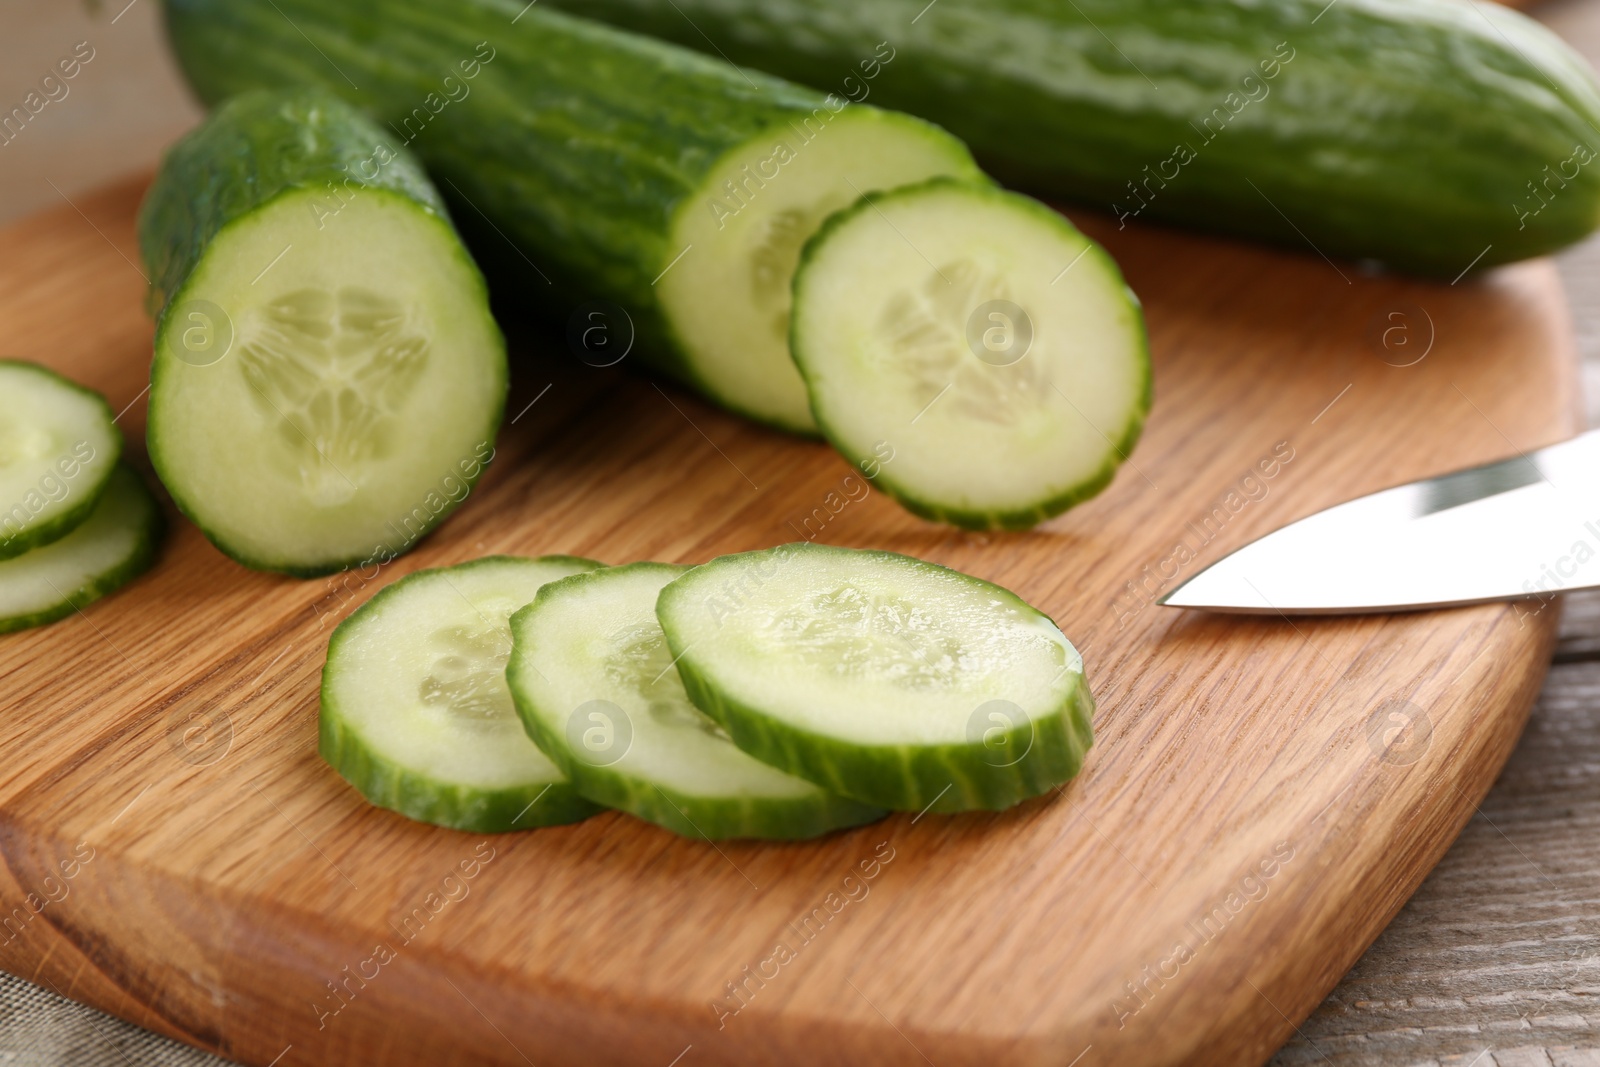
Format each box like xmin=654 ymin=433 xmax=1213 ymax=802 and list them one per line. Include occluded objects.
xmin=660 ymin=111 xmax=988 ymax=432
xmin=791 ymin=179 xmax=1151 ymax=529
xmin=507 ymin=563 xmax=883 ymax=840
xmin=320 ymin=555 xmax=606 ymax=832
xmin=0 ymin=465 xmax=163 ymax=634
xmin=656 ymin=543 xmax=1095 ymax=813
xmin=0 ymin=361 xmax=121 ymax=560
xmin=140 ymin=89 xmax=506 ymax=575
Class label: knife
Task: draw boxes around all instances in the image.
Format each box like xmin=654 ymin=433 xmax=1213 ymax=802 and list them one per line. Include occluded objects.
xmin=1159 ymin=429 xmax=1600 ymax=615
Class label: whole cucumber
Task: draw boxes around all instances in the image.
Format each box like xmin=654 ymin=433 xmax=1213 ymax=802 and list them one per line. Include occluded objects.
xmin=547 ymin=0 xmax=1600 ymax=276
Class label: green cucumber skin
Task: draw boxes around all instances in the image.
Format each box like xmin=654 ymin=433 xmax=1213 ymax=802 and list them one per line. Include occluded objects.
xmin=137 ymin=87 xmax=450 ymax=319
xmin=506 ymin=565 xmax=886 ymax=841
xmin=551 ymin=0 xmax=1600 ymax=275
xmin=510 ymin=664 xmax=886 ymax=840
xmin=139 ymin=89 xmax=507 ymax=578
xmin=793 ymin=180 xmax=1153 ymax=531
xmin=0 ymin=361 xmax=123 ymax=562
xmin=657 ymin=546 xmax=1097 ymax=813
xmin=0 ymin=466 xmax=165 ymax=635
xmin=318 ymin=555 xmax=606 ymax=833
xmin=160 ymin=0 xmax=979 ymax=430
xmin=670 ymin=653 xmax=1092 ymax=813
xmin=318 ymin=711 xmax=603 ymax=833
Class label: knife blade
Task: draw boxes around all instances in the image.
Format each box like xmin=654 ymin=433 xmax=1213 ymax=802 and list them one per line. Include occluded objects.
xmin=1159 ymin=429 xmax=1600 ymax=615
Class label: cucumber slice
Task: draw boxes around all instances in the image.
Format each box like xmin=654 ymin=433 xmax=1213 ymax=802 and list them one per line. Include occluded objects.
xmin=141 ymin=90 xmax=507 ymax=575
xmin=507 ymin=563 xmax=883 ymax=840
xmin=656 ymin=543 xmax=1094 ymax=813
xmin=0 ymin=465 xmax=163 ymax=634
xmin=319 ymin=555 xmax=606 ymax=832
xmin=0 ymin=361 xmax=121 ymax=560
xmin=791 ymin=179 xmax=1151 ymax=529
xmin=659 ymin=111 xmax=988 ymax=432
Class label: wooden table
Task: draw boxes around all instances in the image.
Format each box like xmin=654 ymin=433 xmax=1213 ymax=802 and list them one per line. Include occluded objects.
xmin=0 ymin=1 xmax=1595 ymax=1064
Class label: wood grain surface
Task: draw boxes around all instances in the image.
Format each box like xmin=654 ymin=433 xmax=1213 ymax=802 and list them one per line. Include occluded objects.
xmin=1274 ymin=604 xmax=1600 ymax=1067
xmin=0 ymin=174 xmax=1579 ymax=1067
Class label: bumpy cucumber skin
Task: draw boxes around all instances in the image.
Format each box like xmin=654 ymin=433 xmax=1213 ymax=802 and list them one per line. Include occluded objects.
xmin=551 ymin=0 xmax=1600 ymax=276
xmin=791 ymin=179 xmax=1152 ymax=531
xmin=507 ymin=563 xmax=885 ymax=840
xmin=0 ymin=361 xmax=123 ymax=561
xmin=318 ymin=712 xmax=603 ymax=833
xmin=139 ymin=89 xmax=507 ymax=577
xmin=318 ymin=555 xmax=606 ymax=833
xmin=656 ymin=544 xmax=1096 ymax=813
xmin=0 ymin=466 xmax=165 ymax=635
xmin=158 ymin=0 xmax=980 ymax=432
xmin=138 ymin=88 xmax=450 ymax=318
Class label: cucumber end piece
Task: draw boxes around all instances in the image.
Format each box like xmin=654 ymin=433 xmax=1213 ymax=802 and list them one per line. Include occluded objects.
xmin=148 ymin=186 xmax=507 ymax=576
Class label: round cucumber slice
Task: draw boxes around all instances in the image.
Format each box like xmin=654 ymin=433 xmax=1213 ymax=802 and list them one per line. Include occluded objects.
xmin=790 ymin=178 xmax=1151 ymax=529
xmin=148 ymin=189 xmax=507 ymax=576
xmin=0 ymin=361 xmax=122 ymax=560
xmin=0 ymin=465 xmax=163 ymax=634
xmin=656 ymin=543 xmax=1095 ymax=813
xmin=507 ymin=563 xmax=883 ymax=840
xmin=319 ymin=555 xmax=606 ymax=832
xmin=662 ymin=110 xmax=986 ymax=433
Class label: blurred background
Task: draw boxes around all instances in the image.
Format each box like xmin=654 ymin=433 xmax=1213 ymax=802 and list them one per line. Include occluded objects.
xmin=1 ymin=1 xmax=1598 ymax=1065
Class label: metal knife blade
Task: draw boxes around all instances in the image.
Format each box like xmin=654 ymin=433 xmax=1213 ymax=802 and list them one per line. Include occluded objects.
xmin=1159 ymin=429 xmax=1600 ymax=615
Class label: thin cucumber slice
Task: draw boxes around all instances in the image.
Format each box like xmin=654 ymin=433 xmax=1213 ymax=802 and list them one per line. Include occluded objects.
xmin=507 ymin=563 xmax=883 ymax=840
xmin=656 ymin=543 xmax=1095 ymax=813
xmin=320 ymin=555 xmax=606 ymax=832
xmin=0 ymin=361 xmax=121 ymax=560
xmin=0 ymin=465 xmax=163 ymax=634
xmin=141 ymin=90 xmax=507 ymax=575
xmin=791 ymin=179 xmax=1151 ymax=529
xmin=660 ymin=110 xmax=988 ymax=432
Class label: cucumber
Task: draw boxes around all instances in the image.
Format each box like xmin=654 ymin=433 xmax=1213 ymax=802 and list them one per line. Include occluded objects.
xmin=138 ymin=88 xmax=507 ymax=576
xmin=159 ymin=0 xmax=986 ymax=433
xmin=0 ymin=361 xmax=121 ymax=561
xmin=792 ymin=179 xmax=1149 ymax=529
xmin=0 ymin=465 xmax=163 ymax=634
xmin=506 ymin=563 xmax=883 ymax=840
xmin=547 ymin=0 xmax=1600 ymax=275
xmin=655 ymin=543 xmax=1095 ymax=813
xmin=319 ymin=555 xmax=606 ymax=833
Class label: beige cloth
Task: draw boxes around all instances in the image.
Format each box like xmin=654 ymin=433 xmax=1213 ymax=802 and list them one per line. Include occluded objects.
xmin=0 ymin=972 xmax=234 ymax=1066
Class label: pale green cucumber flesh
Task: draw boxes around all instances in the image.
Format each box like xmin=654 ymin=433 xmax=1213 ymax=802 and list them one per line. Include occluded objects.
xmin=661 ymin=110 xmax=986 ymax=433
xmin=791 ymin=179 xmax=1151 ymax=530
xmin=0 ymin=465 xmax=163 ymax=634
xmin=319 ymin=555 xmax=605 ymax=832
xmin=656 ymin=543 xmax=1094 ymax=812
xmin=149 ymin=188 xmax=506 ymax=576
xmin=0 ymin=361 xmax=122 ymax=560
xmin=507 ymin=562 xmax=883 ymax=840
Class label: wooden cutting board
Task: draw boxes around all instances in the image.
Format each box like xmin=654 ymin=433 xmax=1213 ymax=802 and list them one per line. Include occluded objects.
xmin=0 ymin=175 xmax=1577 ymax=1067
